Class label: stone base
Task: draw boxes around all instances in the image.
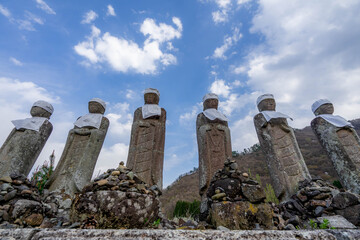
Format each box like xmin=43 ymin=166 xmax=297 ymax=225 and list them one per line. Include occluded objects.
xmin=210 ymin=201 xmax=274 ymax=230
xmin=71 ymin=190 xmax=160 ymax=229
xmin=1 ymin=229 xmax=360 ymax=240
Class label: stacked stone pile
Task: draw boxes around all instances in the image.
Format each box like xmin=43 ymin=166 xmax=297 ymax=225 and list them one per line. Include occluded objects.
xmin=71 ymin=162 xmax=163 ymax=229
xmin=277 ymin=178 xmax=360 ymax=229
xmin=0 ymin=174 xmax=46 ymax=228
xmin=201 ymin=159 xmax=274 ymax=230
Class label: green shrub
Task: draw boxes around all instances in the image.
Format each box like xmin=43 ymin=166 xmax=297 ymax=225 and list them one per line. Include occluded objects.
xmin=173 ymin=200 xmax=200 ymax=218
xmin=31 ymin=151 xmax=55 ymax=194
xmin=333 ymin=180 xmax=342 ymax=189
xmin=264 ymin=183 xmax=279 ymax=204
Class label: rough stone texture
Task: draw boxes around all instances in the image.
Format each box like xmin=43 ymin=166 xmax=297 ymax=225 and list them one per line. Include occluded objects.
xmin=71 ymin=165 xmax=162 ymax=229
xmin=317 ymin=215 xmax=357 ymax=229
xmin=2 ymin=229 xmax=360 ymax=240
xmin=46 ymin=116 xmax=109 ymax=197
xmin=278 ymin=178 xmax=360 ymax=227
xmin=210 ymin=201 xmax=274 ymax=230
xmin=196 ymin=113 xmax=232 ymax=198
xmin=311 ymin=117 xmax=360 ymax=194
xmin=254 ymin=113 xmax=311 ymax=201
xmin=126 ymin=107 xmax=166 ymax=190
xmin=201 ymin=159 xmax=273 ymax=230
xmin=0 ymin=120 xmax=52 ymax=178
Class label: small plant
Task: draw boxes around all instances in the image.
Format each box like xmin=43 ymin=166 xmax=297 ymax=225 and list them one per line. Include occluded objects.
xmin=31 ymin=150 xmax=55 ymax=193
xmin=264 ymin=183 xmax=279 ymax=204
xmin=309 ymin=218 xmax=335 ymax=229
xmin=152 ymin=218 xmax=161 ymax=227
xmin=333 ymin=180 xmax=342 ymax=189
xmin=172 ymin=200 xmax=200 ymax=218
xmin=255 ymin=174 xmax=261 ymax=185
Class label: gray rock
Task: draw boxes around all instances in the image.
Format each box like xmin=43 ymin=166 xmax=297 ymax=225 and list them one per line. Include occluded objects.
xmin=59 ymin=199 xmax=72 ymax=209
xmin=335 ymin=204 xmax=360 ymax=226
xmin=317 ymin=215 xmax=357 ymax=229
xmin=241 ymin=184 xmax=266 ymax=203
xmin=217 ymin=226 xmax=230 ymax=231
xmin=4 ymin=190 xmax=17 ymax=201
xmin=12 ymin=199 xmax=42 ymax=219
xmin=0 ymin=183 xmax=13 ymax=192
xmin=284 ymin=224 xmax=296 ymax=230
xmin=331 ymin=192 xmax=359 ymax=209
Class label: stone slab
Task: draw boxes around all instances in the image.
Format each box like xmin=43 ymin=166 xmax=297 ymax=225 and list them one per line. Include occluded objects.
xmin=0 ymin=229 xmax=359 ymax=240
xmin=318 ymin=215 xmax=357 ymax=229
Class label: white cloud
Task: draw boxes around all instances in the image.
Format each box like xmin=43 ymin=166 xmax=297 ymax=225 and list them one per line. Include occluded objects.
xmin=0 ymin=4 xmax=11 ymax=18
xmin=81 ymin=10 xmax=98 ymax=24
xmin=209 ymin=79 xmax=231 ymax=98
xmin=241 ymin=0 xmax=360 ymax=125
xmin=25 ymin=11 xmax=44 ymax=25
xmin=9 ymin=57 xmax=23 ymax=66
xmin=75 ymin=17 xmax=182 ymax=74
xmin=212 ymin=27 xmax=242 ymax=59
xmin=179 ymin=104 xmax=201 ymax=126
xmin=96 ymin=143 xmax=129 ymax=176
xmin=36 ymin=0 xmax=56 ymax=15
xmin=106 ymin=5 xmax=116 ymax=16
xmin=140 ymin=17 xmax=182 ymax=43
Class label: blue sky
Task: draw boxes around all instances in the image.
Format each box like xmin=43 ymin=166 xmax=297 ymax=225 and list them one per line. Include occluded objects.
xmin=1 ymin=0 xmax=360 ymax=187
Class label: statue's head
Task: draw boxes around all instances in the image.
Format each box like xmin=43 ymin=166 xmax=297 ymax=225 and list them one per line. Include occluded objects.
xmin=89 ymin=98 xmax=106 ymax=114
xmin=30 ymin=100 xmax=54 ymax=119
xmin=312 ymin=99 xmax=334 ymax=116
xmin=203 ymin=93 xmax=219 ymax=110
xmin=257 ymin=94 xmax=276 ymax=112
xmin=144 ymin=88 xmax=160 ymax=105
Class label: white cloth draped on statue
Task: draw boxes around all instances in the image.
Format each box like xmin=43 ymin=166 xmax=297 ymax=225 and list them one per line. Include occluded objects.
xmin=142 ymin=104 xmax=161 ymax=119
xmin=12 ymin=117 xmax=48 ymax=132
xmin=261 ymin=111 xmax=293 ymax=122
xmin=203 ymin=108 xmax=228 ymax=122
xmin=317 ymin=114 xmax=354 ymax=128
xmin=74 ymin=113 xmax=103 ymax=129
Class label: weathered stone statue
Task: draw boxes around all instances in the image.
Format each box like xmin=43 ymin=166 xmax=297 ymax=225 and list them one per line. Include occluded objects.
xmin=127 ymin=88 xmax=166 ymax=190
xmin=0 ymin=100 xmax=54 ymax=177
xmin=197 ymin=93 xmax=232 ymax=198
xmin=47 ymin=98 xmax=109 ymax=196
xmin=254 ymin=94 xmax=311 ymax=201
xmin=311 ymin=99 xmax=360 ymax=194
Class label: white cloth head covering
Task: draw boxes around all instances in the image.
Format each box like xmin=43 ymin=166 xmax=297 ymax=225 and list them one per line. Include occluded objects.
xmin=33 ymin=100 xmax=54 ymax=114
xmin=90 ymin=98 xmax=106 ymax=110
xmin=311 ymin=99 xmax=332 ymax=113
xmin=74 ymin=113 xmax=103 ymax=129
xmin=261 ymin=111 xmax=293 ymax=122
xmin=203 ymin=109 xmax=228 ymax=122
xmin=12 ymin=117 xmax=48 ymax=132
xmin=142 ymin=104 xmax=161 ymax=119
xmin=203 ymin=93 xmax=218 ymax=102
xmin=144 ymin=88 xmax=160 ymax=97
xmin=256 ymin=94 xmax=274 ymax=106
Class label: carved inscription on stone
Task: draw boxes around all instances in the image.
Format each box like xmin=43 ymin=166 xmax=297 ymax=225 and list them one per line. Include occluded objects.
xmin=337 ymin=129 xmax=360 ymax=167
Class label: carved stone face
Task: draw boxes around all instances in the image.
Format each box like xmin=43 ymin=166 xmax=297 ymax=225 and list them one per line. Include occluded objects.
xmin=203 ymin=98 xmax=218 ymax=110
xmin=144 ymin=93 xmax=159 ymax=105
xmin=89 ymin=101 xmax=105 ymax=114
xmin=258 ymin=98 xmax=276 ymax=112
xmin=30 ymin=106 xmax=52 ymax=119
xmin=314 ymin=103 xmax=334 ymax=116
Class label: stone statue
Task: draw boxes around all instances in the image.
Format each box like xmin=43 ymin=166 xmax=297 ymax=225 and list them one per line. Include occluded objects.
xmin=311 ymin=99 xmax=360 ymax=194
xmin=197 ymin=93 xmax=232 ymax=198
xmin=254 ymin=94 xmax=311 ymax=201
xmin=47 ymin=98 xmax=109 ymax=196
xmin=0 ymin=100 xmax=54 ymax=177
xmin=126 ymin=88 xmax=166 ymax=189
